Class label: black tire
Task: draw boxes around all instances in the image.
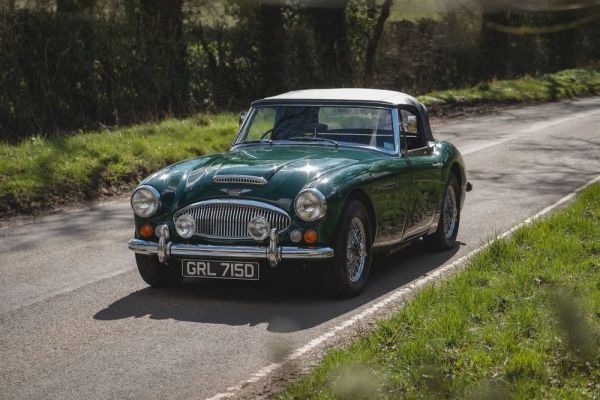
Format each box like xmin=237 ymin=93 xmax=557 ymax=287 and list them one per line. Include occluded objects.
xmin=322 ymin=200 xmax=373 ymax=298
xmin=425 ymin=173 xmax=461 ymax=251
xmin=135 ymin=253 xmax=183 ymax=288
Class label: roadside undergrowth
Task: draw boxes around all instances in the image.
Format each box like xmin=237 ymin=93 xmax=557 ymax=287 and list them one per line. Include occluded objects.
xmin=278 ymin=184 xmax=600 ymax=399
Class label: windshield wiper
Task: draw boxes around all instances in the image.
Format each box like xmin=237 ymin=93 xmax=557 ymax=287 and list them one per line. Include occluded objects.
xmin=288 ymin=136 xmax=339 ymax=147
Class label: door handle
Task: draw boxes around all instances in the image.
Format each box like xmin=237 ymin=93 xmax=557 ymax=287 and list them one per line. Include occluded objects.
xmin=432 ymin=162 xmax=443 ymax=168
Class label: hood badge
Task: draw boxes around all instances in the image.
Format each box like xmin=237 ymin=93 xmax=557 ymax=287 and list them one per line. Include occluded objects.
xmin=221 ymin=188 xmax=252 ymax=196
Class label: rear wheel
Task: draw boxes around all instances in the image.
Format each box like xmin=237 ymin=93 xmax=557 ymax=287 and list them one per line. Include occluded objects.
xmin=425 ymin=173 xmax=460 ymax=250
xmin=322 ymin=200 xmax=372 ymax=298
xmin=135 ymin=254 xmax=183 ymax=288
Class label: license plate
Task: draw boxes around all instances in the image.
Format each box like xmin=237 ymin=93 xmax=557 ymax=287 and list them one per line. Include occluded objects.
xmin=182 ymin=259 xmax=260 ymax=280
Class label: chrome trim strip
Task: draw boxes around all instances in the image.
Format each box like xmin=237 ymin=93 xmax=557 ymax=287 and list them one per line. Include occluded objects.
xmin=175 ymin=199 xmax=288 ymax=217
xmin=212 ymin=175 xmax=268 ymax=185
xmin=128 ymin=239 xmax=334 ymax=261
xmin=131 ymin=185 xmax=161 ymax=218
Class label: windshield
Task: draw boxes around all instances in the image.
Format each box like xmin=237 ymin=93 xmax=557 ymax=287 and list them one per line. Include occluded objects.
xmin=236 ymin=105 xmax=396 ymax=152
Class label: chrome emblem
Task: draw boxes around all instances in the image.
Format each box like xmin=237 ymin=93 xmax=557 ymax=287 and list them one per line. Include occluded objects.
xmin=220 ymin=188 xmax=251 ymax=196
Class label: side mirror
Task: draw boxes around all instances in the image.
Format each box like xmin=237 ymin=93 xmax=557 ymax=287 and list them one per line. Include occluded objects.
xmin=239 ymin=111 xmax=247 ymax=126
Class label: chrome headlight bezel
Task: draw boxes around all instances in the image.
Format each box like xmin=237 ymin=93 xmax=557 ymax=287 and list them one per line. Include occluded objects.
xmin=131 ymin=185 xmax=161 ymax=218
xmin=247 ymin=216 xmax=271 ymax=241
xmin=175 ymin=213 xmax=196 ymax=239
xmin=294 ymin=188 xmax=327 ymax=222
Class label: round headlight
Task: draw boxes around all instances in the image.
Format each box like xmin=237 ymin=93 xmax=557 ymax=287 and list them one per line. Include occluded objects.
xmin=294 ymin=189 xmax=327 ymax=222
xmin=175 ymin=214 xmax=196 ymax=238
xmin=247 ymin=216 xmax=271 ymax=241
xmin=131 ymin=186 xmax=160 ymax=217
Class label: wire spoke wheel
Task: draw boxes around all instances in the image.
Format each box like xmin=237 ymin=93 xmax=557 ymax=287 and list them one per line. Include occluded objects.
xmin=346 ymin=216 xmax=367 ymax=283
xmin=443 ymin=184 xmax=458 ymax=239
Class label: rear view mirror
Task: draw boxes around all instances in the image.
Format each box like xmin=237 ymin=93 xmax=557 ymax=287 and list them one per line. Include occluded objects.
xmin=239 ymin=111 xmax=247 ymax=125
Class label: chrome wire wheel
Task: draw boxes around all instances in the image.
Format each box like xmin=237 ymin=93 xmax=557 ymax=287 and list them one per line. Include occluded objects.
xmin=346 ymin=217 xmax=367 ymax=283
xmin=443 ymin=184 xmax=458 ymax=239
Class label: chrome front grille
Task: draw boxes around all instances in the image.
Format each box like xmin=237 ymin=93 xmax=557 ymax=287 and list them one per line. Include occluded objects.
xmin=173 ymin=200 xmax=291 ymax=240
xmin=212 ymin=175 xmax=267 ymax=185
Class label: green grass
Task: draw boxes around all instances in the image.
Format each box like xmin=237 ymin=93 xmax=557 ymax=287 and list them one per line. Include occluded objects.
xmin=418 ymin=66 xmax=600 ymax=106
xmin=0 ymin=113 xmax=238 ymax=216
xmin=1 ymin=66 xmax=599 ymax=217
xmin=278 ymin=184 xmax=600 ymax=399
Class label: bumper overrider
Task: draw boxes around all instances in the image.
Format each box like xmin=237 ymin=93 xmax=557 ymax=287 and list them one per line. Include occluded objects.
xmin=128 ymin=225 xmax=334 ymax=268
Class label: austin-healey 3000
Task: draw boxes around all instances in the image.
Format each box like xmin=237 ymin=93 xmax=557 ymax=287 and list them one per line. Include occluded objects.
xmin=128 ymin=89 xmax=471 ymax=297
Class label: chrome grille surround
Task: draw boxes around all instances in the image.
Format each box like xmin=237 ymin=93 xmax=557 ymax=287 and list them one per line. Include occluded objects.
xmin=173 ymin=199 xmax=291 ymax=240
xmin=212 ymin=175 xmax=267 ymax=185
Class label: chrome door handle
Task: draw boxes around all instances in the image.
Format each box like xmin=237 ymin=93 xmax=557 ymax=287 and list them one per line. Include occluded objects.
xmin=432 ymin=163 xmax=443 ymax=168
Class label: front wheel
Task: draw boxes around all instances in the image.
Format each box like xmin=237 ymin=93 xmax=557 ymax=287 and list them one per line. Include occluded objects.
xmin=425 ymin=173 xmax=460 ymax=250
xmin=135 ymin=254 xmax=183 ymax=288
xmin=322 ymin=200 xmax=373 ymax=298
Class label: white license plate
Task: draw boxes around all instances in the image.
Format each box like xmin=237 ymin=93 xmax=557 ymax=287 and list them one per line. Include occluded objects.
xmin=182 ymin=259 xmax=259 ymax=280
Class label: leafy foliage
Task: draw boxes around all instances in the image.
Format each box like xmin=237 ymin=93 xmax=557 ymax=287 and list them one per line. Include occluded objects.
xmin=1 ymin=2 xmax=600 ymax=141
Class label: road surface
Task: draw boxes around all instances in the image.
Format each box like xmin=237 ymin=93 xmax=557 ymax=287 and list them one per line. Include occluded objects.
xmin=1 ymin=97 xmax=599 ymax=400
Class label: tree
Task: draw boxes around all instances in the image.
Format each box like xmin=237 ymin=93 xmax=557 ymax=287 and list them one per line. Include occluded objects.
xmin=363 ymin=0 xmax=394 ymax=84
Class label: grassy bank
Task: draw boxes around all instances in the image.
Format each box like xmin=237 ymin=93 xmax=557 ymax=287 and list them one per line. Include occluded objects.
xmin=419 ymin=66 xmax=600 ymax=106
xmin=1 ymin=66 xmax=599 ymax=217
xmin=279 ymin=184 xmax=600 ymax=399
xmin=0 ymin=114 xmax=237 ymax=216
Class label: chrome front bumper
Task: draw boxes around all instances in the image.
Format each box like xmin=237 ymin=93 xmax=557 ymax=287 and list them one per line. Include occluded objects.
xmin=128 ymin=225 xmax=334 ymax=268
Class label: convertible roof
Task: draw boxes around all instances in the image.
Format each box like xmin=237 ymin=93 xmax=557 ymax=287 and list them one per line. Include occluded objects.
xmin=251 ymin=88 xmax=433 ymax=141
xmin=252 ymin=88 xmax=421 ymax=107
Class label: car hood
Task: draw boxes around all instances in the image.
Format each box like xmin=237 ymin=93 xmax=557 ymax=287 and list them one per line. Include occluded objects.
xmin=143 ymin=144 xmax=380 ymax=213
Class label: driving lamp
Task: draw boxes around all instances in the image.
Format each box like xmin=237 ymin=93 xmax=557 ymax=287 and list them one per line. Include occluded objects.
xmin=248 ymin=216 xmax=271 ymax=241
xmin=294 ymin=189 xmax=327 ymax=222
xmin=175 ymin=214 xmax=196 ymax=238
xmin=131 ymin=186 xmax=160 ymax=217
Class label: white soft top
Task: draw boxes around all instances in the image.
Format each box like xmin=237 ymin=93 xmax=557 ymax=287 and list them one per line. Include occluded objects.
xmin=255 ymin=88 xmax=419 ymax=107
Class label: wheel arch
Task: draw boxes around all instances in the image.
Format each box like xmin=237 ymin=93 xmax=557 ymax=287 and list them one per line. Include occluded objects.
xmin=447 ymin=160 xmax=467 ymax=210
xmin=345 ymin=188 xmax=377 ymax=244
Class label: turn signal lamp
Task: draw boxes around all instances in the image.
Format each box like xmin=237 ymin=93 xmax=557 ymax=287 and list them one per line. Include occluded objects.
xmin=139 ymin=224 xmax=154 ymax=238
xmin=304 ymin=229 xmax=318 ymax=244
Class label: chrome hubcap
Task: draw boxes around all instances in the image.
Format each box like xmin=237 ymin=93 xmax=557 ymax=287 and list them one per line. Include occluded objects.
xmin=443 ymin=185 xmax=458 ymax=239
xmin=346 ymin=217 xmax=367 ymax=283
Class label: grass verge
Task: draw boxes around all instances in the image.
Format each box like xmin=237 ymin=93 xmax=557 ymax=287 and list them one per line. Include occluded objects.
xmin=1 ymin=66 xmax=599 ymax=218
xmin=0 ymin=114 xmax=237 ymax=217
xmin=419 ymin=66 xmax=600 ymax=107
xmin=278 ymin=183 xmax=600 ymax=399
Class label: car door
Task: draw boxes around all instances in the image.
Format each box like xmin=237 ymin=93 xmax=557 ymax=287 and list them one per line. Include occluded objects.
xmin=400 ymin=108 xmax=444 ymax=239
xmin=361 ymin=108 xmax=411 ymax=248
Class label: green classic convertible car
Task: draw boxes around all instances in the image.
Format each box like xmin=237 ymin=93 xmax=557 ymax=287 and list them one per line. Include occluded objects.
xmin=128 ymin=89 xmax=471 ymax=297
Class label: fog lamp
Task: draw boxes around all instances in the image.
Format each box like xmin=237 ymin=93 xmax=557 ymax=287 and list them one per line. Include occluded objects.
xmin=175 ymin=214 xmax=196 ymax=238
xmin=248 ymin=216 xmax=271 ymax=241
xmin=289 ymin=229 xmax=303 ymax=243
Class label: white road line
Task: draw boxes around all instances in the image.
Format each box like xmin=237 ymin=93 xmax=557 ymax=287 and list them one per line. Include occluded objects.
xmin=205 ymin=174 xmax=600 ymax=400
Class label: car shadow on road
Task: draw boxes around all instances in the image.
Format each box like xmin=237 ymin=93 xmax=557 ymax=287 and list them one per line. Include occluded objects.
xmin=93 ymin=241 xmax=461 ymax=332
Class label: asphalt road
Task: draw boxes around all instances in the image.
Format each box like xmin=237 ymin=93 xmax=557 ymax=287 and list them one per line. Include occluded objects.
xmin=1 ymin=98 xmax=599 ymax=400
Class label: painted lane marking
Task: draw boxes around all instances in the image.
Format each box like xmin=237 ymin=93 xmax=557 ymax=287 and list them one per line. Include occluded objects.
xmin=205 ymin=174 xmax=600 ymax=400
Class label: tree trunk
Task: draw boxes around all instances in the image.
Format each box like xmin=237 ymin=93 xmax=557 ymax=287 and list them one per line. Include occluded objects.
xmin=364 ymin=0 xmax=394 ymax=85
